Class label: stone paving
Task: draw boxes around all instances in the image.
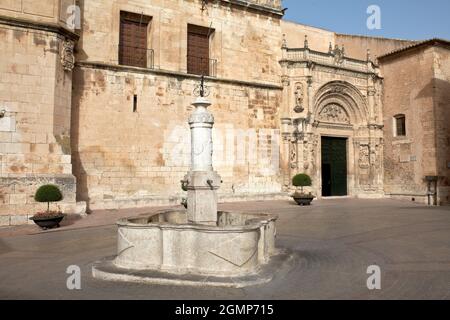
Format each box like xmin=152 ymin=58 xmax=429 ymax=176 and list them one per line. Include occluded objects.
xmin=0 ymin=198 xmax=449 ymax=299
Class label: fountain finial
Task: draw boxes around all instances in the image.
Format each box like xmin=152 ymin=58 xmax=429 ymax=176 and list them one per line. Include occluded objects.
xmin=200 ymin=75 xmax=205 ymax=97
xmin=194 ymin=75 xmax=210 ymax=98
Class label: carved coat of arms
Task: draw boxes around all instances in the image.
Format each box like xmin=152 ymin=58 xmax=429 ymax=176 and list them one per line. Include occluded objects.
xmin=61 ymin=40 xmax=75 ymax=72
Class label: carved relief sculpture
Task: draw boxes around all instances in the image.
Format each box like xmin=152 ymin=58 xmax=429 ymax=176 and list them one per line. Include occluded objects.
xmin=290 ymin=141 xmax=297 ymax=169
xmin=317 ymin=104 xmax=350 ymax=124
xmin=281 ymin=75 xmax=290 ymax=86
xmin=370 ymin=147 xmax=377 ymax=168
xmin=333 ymin=45 xmax=345 ymax=65
xmin=310 ymin=134 xmax=319 ymax=170
xmin=330 ymin=85 xmax=344 ymax=94
xmin=294 ymin=83 xmax=304 ymax=113
xmin=359 ymin=145 xmax=370 ymax=169
xmin=61 ymin=39 xmax=75 ymax=72
xmin=303 ymin=141 xmax=309 ymax=169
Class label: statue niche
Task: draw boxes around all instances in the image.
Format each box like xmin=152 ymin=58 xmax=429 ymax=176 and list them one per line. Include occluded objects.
xmin=294 ymin=83 xmax=304 ymax=113
xmin=317 ymin=104 xmax=350 ymax=124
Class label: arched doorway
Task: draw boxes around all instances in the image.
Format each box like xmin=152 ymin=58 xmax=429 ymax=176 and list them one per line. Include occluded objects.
xmin=311 ymin=81 xmax=370 ymax=198
xmin=321 ymin=136 xmax=348 ymax=196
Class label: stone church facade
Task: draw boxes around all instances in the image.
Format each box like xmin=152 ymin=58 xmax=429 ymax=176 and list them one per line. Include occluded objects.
xmin=0 ymin=0 xmax=449 ymax=226
xmin=279 ymin=39 xmax=384 ymax=199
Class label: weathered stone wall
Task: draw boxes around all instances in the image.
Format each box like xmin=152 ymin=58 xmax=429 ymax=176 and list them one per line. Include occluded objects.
xmin=433 ymin=46 xmax=450 ymax=205
xmin=280 ymin=26 xmax=414 ymax=61
xmin=336 ymin=34 xmax=415 ymax=61
xmin=0 ymin=24 xmax=76 ymax=225
xmin=0 ymin=175 xmax=76 ymax=225
xmin=72 ymin=65 xmax=283 ymax=210
xmin=281 ymin=20 xmax=335 ymax=52
xmin=241 ymin=0 xmax=282 ymax=9
xmin=0 ymin=0 xmax=59 ymax=23
xmin=0 ymin=0 xmax=77 ymax=28
xmin=381 ymin=46 xmax=437 ymax=204
xmin=70 ymin=0 xmax=285 ymax=210
xmin=76 ymin=0 xmax=282 ymax=84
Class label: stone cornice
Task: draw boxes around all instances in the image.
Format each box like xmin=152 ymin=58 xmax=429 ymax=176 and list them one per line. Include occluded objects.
xmin=282 ymin=60 xmax=382 ymax=79
xmin=281 ymin=47 xmax=383 ymax=80
xmin=76 ymin=61 xmax=283 ymax=90
xmin=315 ymin=121 xmax=354 ymax=130
xmin=0 ymin=15 xmax=79 ymax=41
xmin=219 ymin=0 xmax=284 ymax=17
xmin=284 ymin=47 xmax=378 ymax=68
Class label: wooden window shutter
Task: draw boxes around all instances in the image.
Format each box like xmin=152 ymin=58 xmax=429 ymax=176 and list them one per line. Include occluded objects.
xmin=119 ymin=12 xmax=151 ymax=68
xmin=187 ymin=24 xmax=213 ymax=76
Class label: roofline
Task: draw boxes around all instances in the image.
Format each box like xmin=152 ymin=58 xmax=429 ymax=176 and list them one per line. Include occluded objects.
xmin=335 ymin=32 xmax=415 ymax=43
xmin=281 ymin=18 xmax=336 ymax=34
xmin=220 ymin=0 xmax=284 ymax=17
xmin=378 ymin=38 xmax=450 ymax=61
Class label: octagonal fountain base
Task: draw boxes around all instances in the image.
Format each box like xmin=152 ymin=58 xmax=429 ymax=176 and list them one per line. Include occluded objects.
xmin=92 ymin=210 xmax=295 ymax=287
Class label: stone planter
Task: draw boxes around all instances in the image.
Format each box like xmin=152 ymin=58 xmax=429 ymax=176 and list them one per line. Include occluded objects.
xmin=29 ymin=214 xmax=65 ymax=229
xmin=292 ymin=194 xmax=314 ymax=206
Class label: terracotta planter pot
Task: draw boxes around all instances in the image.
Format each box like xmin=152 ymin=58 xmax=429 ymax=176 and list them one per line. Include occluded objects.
xmin=29 ymin=214 xmax=65 ymax=230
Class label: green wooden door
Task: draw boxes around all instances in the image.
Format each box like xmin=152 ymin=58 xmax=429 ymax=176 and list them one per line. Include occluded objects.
xmin=321 ymin=137 xmax=348 ymax=196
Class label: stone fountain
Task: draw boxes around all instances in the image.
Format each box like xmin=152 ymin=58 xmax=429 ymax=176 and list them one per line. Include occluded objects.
xmin=92 ymin=77 xmax=292 ymax=287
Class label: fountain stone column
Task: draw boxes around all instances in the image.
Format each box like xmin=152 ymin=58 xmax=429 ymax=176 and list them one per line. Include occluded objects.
xmin=183 ymin=96 xmax=221 ymax=226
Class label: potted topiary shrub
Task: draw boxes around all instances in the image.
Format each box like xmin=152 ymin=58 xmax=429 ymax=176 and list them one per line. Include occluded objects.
xmin=292 ymin=173 xmax=315 ymax=206
xmin=30 ymin=184 xmax=65 ymax=229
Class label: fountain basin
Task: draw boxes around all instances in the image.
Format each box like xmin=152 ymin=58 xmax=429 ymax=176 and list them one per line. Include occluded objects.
xmin=91 ymin=96 xmax=288 ymax=287
xmin=112 ymin=210 xmax=278 ymax=277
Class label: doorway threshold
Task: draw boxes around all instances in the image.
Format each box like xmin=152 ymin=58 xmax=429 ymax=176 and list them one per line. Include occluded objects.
xmin=321 ymin=196 xmax=353 ymax=200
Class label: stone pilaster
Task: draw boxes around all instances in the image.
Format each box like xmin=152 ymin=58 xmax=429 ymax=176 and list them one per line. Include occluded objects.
xmin=280 ymin=118 xmax=292 ymax=189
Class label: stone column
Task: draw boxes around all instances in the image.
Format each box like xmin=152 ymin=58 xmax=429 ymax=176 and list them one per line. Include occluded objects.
xmin=184 ymin=97 xmax=222 ymax=226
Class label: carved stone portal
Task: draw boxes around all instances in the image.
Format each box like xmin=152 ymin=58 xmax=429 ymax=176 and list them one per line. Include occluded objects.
xmin=318 ymin=104 xmax=350 ymax=124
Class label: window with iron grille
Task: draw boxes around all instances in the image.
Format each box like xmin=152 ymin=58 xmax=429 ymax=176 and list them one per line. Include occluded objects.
xmin=187 ymin=24 xmax=215 ymax=76
xmin=394 ymin=114 xmax=406 ymax=137
xmin=119 ymin=12 xmax=152 ymax=68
